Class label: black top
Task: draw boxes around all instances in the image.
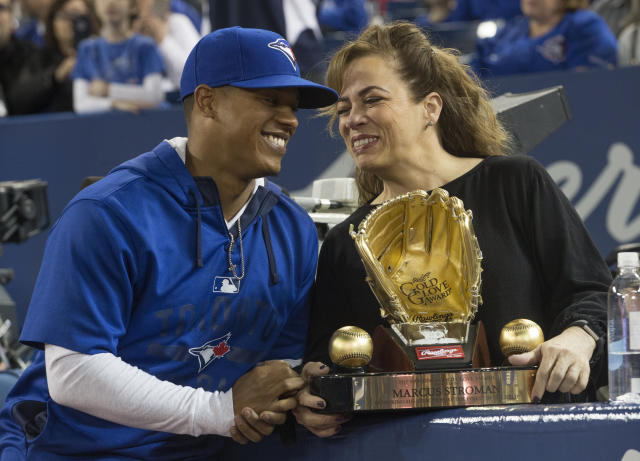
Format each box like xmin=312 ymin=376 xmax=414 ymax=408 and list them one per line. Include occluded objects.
xmin=0 ymin=36 xmax=72 ymax=115
xmin=305 ymin=155 xmax=611 ymax=392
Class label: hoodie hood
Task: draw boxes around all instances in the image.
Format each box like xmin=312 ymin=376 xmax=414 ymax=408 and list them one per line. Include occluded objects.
xmin=111 ymin=140 xmax=204 ymax=208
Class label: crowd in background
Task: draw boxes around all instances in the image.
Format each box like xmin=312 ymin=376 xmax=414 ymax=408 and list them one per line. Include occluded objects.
xmin=1 ymin=0 xmax=639 ymax=117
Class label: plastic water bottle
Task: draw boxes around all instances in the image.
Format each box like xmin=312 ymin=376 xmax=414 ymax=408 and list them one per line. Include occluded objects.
xmin=608 ymin=252 xmax=640 ymax=402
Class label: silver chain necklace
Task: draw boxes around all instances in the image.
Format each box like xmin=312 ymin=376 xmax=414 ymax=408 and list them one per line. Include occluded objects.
xmin=227 ymin=219 xmax=245 ymax=280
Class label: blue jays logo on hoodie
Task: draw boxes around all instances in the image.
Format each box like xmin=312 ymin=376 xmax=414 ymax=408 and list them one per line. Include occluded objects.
xmin=188 ymin=332 xmax=231 ymax=373
xmin=268 ymin=38 xmax=297 ymax=70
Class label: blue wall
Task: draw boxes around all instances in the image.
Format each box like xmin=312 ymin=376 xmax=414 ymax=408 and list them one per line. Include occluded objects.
xmin=489 ymin=66 xmax=640 ymax=260
xmin=1 ymin=66 xmax=639 ymax=329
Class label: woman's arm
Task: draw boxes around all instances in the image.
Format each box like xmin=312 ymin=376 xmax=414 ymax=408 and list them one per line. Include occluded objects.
xmin=109 ymin=73 xmax=164 ymax=107
xmin=73 ymin=78 xmax=113 ymax=113
xmin=73 ymin=74 xmax=164 ymax=113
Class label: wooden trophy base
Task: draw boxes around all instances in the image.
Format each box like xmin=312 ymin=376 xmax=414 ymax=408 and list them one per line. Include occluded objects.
xmin=369 ymin=321 xmax=492 ymax=372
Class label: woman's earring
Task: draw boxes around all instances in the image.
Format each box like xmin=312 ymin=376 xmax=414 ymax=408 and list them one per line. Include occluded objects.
xmin=427 ymin=121 xmax=434 ymax=127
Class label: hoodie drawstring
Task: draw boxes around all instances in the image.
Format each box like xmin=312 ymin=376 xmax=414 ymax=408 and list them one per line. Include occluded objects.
xmin=190 ymin=190 xmax=204 ymax=268
xmin=261 ymin=216 xmax=279 ymax=285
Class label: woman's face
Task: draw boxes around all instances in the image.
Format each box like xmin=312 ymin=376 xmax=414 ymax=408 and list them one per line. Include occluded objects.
xmin=336 ymin=54 xmax=428 ymax=175
xmin=53 ymin=0 xmax=88 ymax=47
xmin=521 ymin=0 xmax=564 ymax=20
xmin=95 ymin=0 xmax=129 ymax=25
xmin=0 ymin=0 xmax=13 ymax=48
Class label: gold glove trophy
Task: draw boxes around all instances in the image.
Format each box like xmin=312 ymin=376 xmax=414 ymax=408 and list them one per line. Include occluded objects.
xmin=310 ymin=189 xmax=541 ymax=412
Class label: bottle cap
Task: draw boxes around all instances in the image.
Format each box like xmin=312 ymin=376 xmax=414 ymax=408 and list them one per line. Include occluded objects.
xmin=618 ymin=252 xmax=639 ymax=268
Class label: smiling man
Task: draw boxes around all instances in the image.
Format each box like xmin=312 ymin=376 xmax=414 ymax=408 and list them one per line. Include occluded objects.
xmin=0 ymin=27 xmax=337 ymax=459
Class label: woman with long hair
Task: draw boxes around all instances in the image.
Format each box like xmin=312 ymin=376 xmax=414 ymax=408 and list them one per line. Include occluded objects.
xmin=42 ymin=0 xmax=98 ymax=111
xmin=294 ymin=21 xmax=610 ymax=437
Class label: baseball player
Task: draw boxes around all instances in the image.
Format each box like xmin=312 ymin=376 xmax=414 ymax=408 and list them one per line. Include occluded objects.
xmin=0 ymin=26 xmax=337 ymax=459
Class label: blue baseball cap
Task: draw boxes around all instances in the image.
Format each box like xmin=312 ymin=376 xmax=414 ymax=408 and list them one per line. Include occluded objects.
xmin=180 ymin=27 xmax=338 ymax=109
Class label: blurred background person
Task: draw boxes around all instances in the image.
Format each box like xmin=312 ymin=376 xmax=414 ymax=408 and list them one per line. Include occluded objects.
xmin=1 ymin=0 xmax=59 ymax=115
xmin=415 ymin=0 xmax=521 ymax=27
xmin=471 ymin=0 xmax=617 ymax=77
xmin=318 ymin=0 xmax=369 ymax=35
xmin=40 ymin=0 xmax=98 ymax=112
xmin=616 ymin=0 xmax=640 ymax=65
xmin=209 ymin=0 xmax=325 ymax=81
xmin=15 ymin=0 xmax=52 ymax=45
xmin=169 ymin=0 xmax=202 ymax=32
xmin=132 ymin=0 xmax=200 ymax=92
xmin=445 ymin=0 xmax=522 ymax=22
xmin=591 ymin=0 xmax=632 ymax=37
xmin=72 ymin=0 xmax=165 ymax=113
xmin=417 ymin=0 xmax=455 ymax=24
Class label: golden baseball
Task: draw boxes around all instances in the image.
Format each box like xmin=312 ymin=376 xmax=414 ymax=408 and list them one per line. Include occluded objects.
xmin=499 ymin=319 xmax=545 ymax=357
xmin=328 ymin=326 xmax=373 ymax=368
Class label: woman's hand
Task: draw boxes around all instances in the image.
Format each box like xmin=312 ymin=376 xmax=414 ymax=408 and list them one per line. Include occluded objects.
xmin=508 ymin=326 xmax=597 ymax=401
xmin=292 ymin=362 xmax=351 ymax=437
xmin=54 ymin=56 xmax=76 ymax=83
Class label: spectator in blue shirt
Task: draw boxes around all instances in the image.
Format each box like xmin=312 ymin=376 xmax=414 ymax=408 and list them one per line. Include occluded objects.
xmin=417 ymin=0 xmax=521 ymax=27
xmin=318 ymin=0 xmax=368 ymax=34
xmin=15 ymin=0 xmax=52 ymax=46
xmin=471 ymin=0 xmax=617 ymax=77
xmin=72 ymin=0 xmax=165 ymax=112
xmin=447 ymin=0 xmax=522 ymax=22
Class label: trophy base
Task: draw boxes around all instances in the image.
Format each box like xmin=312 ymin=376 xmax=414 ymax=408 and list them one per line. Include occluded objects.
xmin=369 ymin=321 xmax=491 ymax=372
xmin=310 ymin=366 xmax=537 ymax=413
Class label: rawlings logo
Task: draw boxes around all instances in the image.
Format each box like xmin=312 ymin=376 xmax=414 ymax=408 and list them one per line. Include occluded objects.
xmin=188 ymin=332 xmax=232 ymax=372
xmin=415 ymin=345 xmax=464 ymax=360
xmin=268 ymin=38 xmax=297 ymax=70
xmin=411 ymin=312 xmax=454 ymax=322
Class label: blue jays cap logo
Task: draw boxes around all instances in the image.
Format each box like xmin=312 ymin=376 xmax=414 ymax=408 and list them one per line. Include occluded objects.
xmin=268 ymin=38 xmax=297 ymax=70
xmin=188 ymin=332 xmax=231 ymax=373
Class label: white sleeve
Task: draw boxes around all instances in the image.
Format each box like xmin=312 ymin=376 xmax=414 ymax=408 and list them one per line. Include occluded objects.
xmin=109 ymin=73 xmax=165 ymax=106
xmin=160 ymin=14 xmax=201 ymax=88
xmin=44 ymin=344 xmax=235 ymax=437
xmin=73 ymin=78 xmax=113 ymax=113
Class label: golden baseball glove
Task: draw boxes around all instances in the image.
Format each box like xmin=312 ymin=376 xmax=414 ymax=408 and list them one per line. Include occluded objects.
xmin=350 ymin=188 xmax=482 ymax=325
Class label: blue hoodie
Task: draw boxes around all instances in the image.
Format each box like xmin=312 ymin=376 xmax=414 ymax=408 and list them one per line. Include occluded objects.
xmin=471 ymin=10 xmax=617 ymax=77
xmin=0 ymin=140 xmax=318 ymax=459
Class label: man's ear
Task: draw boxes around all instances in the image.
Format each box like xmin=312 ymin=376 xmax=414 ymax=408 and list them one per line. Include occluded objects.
xmin=193 ymin=84 xmax=218 ymax=118
xmin=422 ymin=91 xmax=443 ymax=126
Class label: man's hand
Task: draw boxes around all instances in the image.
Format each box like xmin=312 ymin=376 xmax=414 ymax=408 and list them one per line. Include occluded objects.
xmin=508 ymin=326 xmax=596 ymax=402
xmin=292 ymin=362 xmax=351 ymax=437
xmin=133 ymin=15 xmax=167 ymax=44
xmin=230 ymin=360 xmax=304 ymax=444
